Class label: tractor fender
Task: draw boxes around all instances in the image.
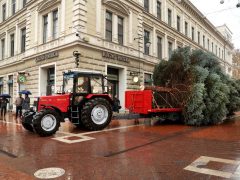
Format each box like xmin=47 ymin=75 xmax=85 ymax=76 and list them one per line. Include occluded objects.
xmin=85 ymin=94 xmax=113 ymax=105
xmin=39 ymin=105 xmax=65 ymax=122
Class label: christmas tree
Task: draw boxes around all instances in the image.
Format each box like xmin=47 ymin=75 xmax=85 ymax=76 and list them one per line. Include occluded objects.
xmin=153 ymin=47 xmax=240 ymax=125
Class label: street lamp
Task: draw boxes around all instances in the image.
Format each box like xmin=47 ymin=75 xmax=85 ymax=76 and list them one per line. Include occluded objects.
xmin=133 ymin=35 xmax=151 ymax=85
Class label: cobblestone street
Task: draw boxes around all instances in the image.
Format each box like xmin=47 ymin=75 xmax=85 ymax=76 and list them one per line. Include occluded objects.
xmin=0 ymin=113 xmax=239 ymax=179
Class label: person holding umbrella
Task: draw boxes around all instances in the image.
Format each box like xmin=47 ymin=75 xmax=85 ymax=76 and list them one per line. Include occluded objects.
xmin=23 ymin=94 xmax=30 ymax=110
xmin=0 ymin=96 xmax=9 ymax=120
xmin=15 ymin=93 xmax=24 ymax=119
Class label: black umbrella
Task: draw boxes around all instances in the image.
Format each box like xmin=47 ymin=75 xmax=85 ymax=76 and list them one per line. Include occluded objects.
xmin=19 ymin=90 xmax=32 ymax=95
xmin=0 ymin=94 xmax=11 ymax=98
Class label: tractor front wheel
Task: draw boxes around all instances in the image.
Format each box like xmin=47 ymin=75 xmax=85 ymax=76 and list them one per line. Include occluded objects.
xmin=22 ymin=123 xmax=34 ymax=132
xmin=81 ymin=98 xmax=112 ymax=131
xmin=32 ymin=109 xmax=60 ymax=137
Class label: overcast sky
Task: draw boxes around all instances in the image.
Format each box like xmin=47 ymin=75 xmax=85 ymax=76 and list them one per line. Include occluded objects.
xmin=189 ymin=0 xmax=240 ymax=49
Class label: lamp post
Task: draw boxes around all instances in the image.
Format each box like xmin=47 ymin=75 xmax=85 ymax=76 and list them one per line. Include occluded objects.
xmin=133 ymin=35 xmax=151 ymax=87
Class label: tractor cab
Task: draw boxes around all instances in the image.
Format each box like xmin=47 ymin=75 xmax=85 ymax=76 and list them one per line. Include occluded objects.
xmin=63 ymin=71 xmax=106 ymax=95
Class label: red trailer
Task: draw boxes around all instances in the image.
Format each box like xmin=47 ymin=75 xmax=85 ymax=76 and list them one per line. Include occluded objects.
xmin=125 ymin=89 xmax=182 ymax=116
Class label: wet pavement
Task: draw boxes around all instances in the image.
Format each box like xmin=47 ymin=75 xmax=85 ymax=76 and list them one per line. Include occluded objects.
xmin=0 ymin=113 xmax=240 ymax=179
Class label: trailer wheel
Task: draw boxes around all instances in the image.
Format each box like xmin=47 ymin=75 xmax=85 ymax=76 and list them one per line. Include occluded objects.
xmin=32 ymin=109 xmax=60 ymax=137
xmin=81 ymin=98 xmax=112 ymax=130
xmin=22 ymin=122 xmax=34 ymax=132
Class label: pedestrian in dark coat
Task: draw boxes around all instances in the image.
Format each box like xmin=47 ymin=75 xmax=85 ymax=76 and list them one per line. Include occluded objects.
xmin=1 ymin=97 xmax=9 ymax=119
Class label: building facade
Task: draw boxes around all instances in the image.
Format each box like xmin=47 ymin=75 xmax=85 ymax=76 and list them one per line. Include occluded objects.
xmin=0 ymin=0 xmax=234 ymax=110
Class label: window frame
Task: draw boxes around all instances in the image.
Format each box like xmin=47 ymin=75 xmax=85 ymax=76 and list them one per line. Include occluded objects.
xmin=177 ymin=16 xmax=181 ymax=32
xmin=157 ymin=1 xmax=161 ymax=20
xmin=157 ymin=36 xmax=162 ymax=59
xmin=52 ymin=9 xmax=58 ymax=40
xmin=21 ymin=27 xmax=26 ymax=53
xmin=10 ymin=34 xmax=15 ymax=57
xmin=144 ymin=0 xmax=150 ymax=12
xmin=168 ymin=41 xmax=173 ymax=58
xmin=12 ymin=0 xmax=16 ymax=15
xmin=1 ymin=39 xmax=5 ymax=60
xmin=118 ymin=16 xmax=124 ymax=45
xmin=191 ymin=27 xmax=194 ymax=41
xmin=168 ymin=9 xmax=172 ymax=26
xmin=43 ymin=14 xmax=48 ymax=43
xmin=144 ymin=30 xmax=150 ymax=55
xmin=185 ymin=21 xmax=188 ymax=36
xmin=105 ymin=11 xmax=113 ymax=42
xmin=2 ymin=4 xmax=6 ymax=21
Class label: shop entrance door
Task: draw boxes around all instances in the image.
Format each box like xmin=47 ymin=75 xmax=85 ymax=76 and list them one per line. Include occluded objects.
xmin=46 ymin=67 xmax=55 ymax=95
xmin=107 ymin=67 xmax=119 ymax=98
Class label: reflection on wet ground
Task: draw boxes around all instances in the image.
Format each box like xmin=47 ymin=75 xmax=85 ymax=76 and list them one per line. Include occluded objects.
xmin=0 ymin=112 xmax=239 ymax=179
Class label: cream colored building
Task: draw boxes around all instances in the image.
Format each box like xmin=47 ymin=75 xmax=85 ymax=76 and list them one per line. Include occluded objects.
xmin=0 ymin=0 xmax=234 ymax=110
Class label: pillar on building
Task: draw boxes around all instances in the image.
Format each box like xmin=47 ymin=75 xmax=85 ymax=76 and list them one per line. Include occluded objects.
xmin=96 ymin=0 xmax=102 ymax=36
xmin=47 ymin=12 xmax=53 ymax=41
xmin=164 ymin=33 xmax=168 ymax=60
xmin=60 ymin=0 xmax=66 ymax=36
xmin=128 ymin=10 xmax=133 ymax=45
xmin=113 ymin=14 xmax=118 ymax=43
xmin=153 ymin=27 xmax=157 ymax=56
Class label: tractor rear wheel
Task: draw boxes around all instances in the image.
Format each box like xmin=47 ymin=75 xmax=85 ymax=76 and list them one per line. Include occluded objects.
xmin=81 ymin=98 xmax=112 ymax=131
xmin=32 ymin=109 xmax=61 ymax=137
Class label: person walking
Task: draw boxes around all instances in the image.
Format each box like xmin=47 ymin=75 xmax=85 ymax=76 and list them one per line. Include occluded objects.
xmin=0 ymin=97 xmax=9 ymax=120
xmin=23 ymin=94 xmax=30 ymax=110
xmin=15 ymin=94 xmax=24 ymax=119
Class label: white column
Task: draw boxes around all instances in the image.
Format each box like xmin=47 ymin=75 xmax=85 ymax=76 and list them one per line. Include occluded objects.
xmin=164 ymin=34 xmax=168 ymax=60
xmin=16 ymin=0 xmax=19 ymax=11
xmin=47 ymin=12 xmax=52 ymax=41
xmin=129 ymin=10 xmax=133 ymax=45
xmin=60 ymin=0 xmax=66 ymax=35
xmin=174 ymin=39 xmax=177 ymax=50
xmin=138 ymin=0 xmax=143 ymax=5
xmin=112 ymin=14 xmax=118 ymax=43
xmin=153 ymin=27 xmax=156 ymax=56
xmin=182 ymin=14 xmax=185 ymax=34
xmin=7 ymin=0 xmax=10 ymax=18
xmin=96 ymin=0 xmax=101 ymax=35
xmin=5 ymin=31 xmax=8 ymax=58
xmin=15 ymin=24 xmax=19 ymax=54
xmin=34 ymin=10 xmax=38 ymax=44
xmin=162 ymin=0 xmax=167 ymax=23
xmin=173 ymin=6 xmax=176 ymax=29
xmin=189 ymin=20 xmax=192 ymax=40
xmin=152 ymin=0 xmax=157 ymax=16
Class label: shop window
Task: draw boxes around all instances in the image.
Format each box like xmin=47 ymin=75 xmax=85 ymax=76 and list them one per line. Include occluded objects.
xmin=144 ymin=73 xmax=152 ymax=87
xmin=46 ymin=68 xmax=55 ymax=95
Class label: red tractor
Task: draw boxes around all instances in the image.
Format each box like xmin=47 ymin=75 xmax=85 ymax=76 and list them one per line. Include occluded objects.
xmin=22 ymin=71 xmax=113 ymax=136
